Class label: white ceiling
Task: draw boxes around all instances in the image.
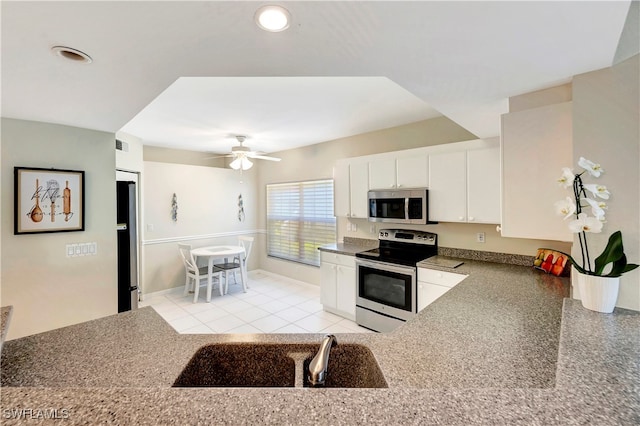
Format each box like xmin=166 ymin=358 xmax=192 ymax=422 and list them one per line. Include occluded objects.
xmin=1 ymin=1 xmax=631 ymax=155
xmin=120 ymin=76 xmax=441 ymax=153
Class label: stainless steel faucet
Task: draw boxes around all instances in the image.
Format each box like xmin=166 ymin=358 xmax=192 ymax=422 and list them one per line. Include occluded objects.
xmin=307 ymin=334 xmax=337 ymax=387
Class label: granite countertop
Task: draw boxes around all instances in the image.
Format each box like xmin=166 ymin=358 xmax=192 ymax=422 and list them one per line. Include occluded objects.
xmin=0 ymin=306 xmax=13 ymax=356
xmin=1 ymin=259 xmax=638 ymax=425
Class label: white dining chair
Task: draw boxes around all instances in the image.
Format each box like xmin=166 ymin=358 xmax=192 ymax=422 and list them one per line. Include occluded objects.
xmin=214 ymin=236 xmax=253 ymax=294
xmin=178 ymin=243 xmax=222 ymax=303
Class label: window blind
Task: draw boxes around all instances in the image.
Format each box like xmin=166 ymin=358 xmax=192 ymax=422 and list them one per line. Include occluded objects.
xmin=267 ymin=179 xmax=336 ymax=267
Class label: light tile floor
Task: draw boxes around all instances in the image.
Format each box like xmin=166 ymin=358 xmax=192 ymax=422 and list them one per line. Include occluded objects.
xmin=141 ymin=271 xmax=373 ymax=334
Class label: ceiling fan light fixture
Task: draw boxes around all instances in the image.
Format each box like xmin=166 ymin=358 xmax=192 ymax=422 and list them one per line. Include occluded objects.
xmin=229 ymin=156 xmax=253 ymax=170
xmin=240 ymin=157 xmax=254 ymax=170
xmin=255 ymin=5 xmax=290 ymax=32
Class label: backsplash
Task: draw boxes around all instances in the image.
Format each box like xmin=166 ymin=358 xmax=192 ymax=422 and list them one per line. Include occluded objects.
xmin=343 ymin=237 xmax=378 ymax=248
xmin=438 ymin=247 xmax=533 ymax=266
xmin=341 ymin=236 xmax=534 ymax=267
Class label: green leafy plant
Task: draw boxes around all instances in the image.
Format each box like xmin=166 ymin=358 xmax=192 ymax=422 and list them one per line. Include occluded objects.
xmin=554 ymin=158 xmax=638 ymax=277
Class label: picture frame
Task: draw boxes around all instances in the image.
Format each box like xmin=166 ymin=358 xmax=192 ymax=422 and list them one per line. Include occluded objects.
xmin=14 ymin=167 xmax=85 ymax=234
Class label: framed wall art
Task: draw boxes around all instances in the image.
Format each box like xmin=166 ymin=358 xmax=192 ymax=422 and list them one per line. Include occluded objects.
xmin=14 ymin=167 xmax=85 ymax=234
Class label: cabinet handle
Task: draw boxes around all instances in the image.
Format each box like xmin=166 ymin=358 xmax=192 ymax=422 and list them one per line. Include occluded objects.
xmin=437 ymin=273 xmax=443 ymax=278
xmin=469 ymin=216 xmax=475 ymax=221
xmin=458 ymin=216 xmax=464 ymax=221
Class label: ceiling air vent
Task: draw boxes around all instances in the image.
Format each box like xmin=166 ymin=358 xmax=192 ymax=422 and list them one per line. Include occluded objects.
xmin=115 ymin=139 xmax=129 ymax=152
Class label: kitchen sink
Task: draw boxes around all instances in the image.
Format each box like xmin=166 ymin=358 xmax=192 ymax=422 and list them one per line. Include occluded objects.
xmin=302 ymin=343 xmax=388 ymax=388
xmin=172 ymin=342 xmax=387 ymax=388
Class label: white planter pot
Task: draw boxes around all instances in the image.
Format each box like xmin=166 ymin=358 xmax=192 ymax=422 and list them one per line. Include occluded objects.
xmin=576 ymin=272 xmax=620 ymax=313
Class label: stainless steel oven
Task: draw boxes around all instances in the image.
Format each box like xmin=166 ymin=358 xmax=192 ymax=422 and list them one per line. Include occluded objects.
xmin=355 ymin=229 xmax=437 ymax=332
xmin=356 ymin=259 xmax=416 ymax=332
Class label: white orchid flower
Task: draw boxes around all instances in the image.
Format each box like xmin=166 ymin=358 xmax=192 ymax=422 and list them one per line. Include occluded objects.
xmin=578 ymin=157 xmax=604 ymax=177
xmin=583 ymin=183 xmax=610 ymax=200
xmin=557 ymin=167 xmax=575 ymax=188
xmin=583 ymin=197 xmax=606 ymax=220
xmin=568 ymin=212 xmax=603 ymax=234
xmin=554 ymin=197 xmax=576 ymax=220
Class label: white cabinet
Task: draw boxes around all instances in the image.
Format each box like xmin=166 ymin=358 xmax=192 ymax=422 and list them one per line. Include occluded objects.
xmin=417 ymin=268 xmax=467 ymax=311
xmin=396 ymin=156 xmax=429 ymax=188
xmin=429 ymin=151 xmax=467 ymax=222
xmin=428 ymin=141 xmax=500 ymax=224
xmin=501 ymin=102 xmax=573 ymax=241
xmin=467 ymin=146 xmax=501 ymax=223
xmin=320 ymin=252 xmax=356 ymax=320
xmin=333 ymin=161 xmax=369 ymax=219
xmin=369 ymin=155 xmax=429 ymax=190
xmin=349 ymin=161 xmax=369 ymax=219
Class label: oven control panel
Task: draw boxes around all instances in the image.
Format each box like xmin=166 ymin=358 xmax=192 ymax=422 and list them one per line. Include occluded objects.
xmin=378 ymin=229 xmax=436 ymax=245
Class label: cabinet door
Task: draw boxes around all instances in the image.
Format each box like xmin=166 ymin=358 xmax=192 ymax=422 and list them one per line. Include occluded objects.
xmin=429 ymin=151 xmax=467 ymax=222
xmin=336 ymin=265 xmax=356 ymax=320
xmin=467 ymin=146 xmax=501 ymax=224
xmin=397 ymin=155 xmax=429 ymax=188
xmin=349 ymin=161 xmax=369 ymax=219
xmin=501 ymin=102 xmax=573 ymax=241
xmin=320 ymin=262 xmax=337 ymax=309
xmin=417 ymin=282 xmax=451 ymax=311
xmin=369 ymin=158 xmax=396 ymax=190
xmin=333 ymin=162 xmax=350 ymax=217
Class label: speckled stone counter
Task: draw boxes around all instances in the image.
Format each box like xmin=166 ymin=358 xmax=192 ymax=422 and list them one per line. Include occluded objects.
xmin=0 ymin=306 xmax=12 ymax=356
xmin=1 ymin=261 xmax=638 ymax=425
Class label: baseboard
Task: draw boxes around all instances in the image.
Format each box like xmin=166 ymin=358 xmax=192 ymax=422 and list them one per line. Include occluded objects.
xmin=141 ymin=269 xmax=317 ymax=300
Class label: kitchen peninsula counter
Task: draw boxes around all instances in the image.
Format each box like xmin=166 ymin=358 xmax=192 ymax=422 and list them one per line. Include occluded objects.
xmin=1 ymin=260 xmax=638 ymax=425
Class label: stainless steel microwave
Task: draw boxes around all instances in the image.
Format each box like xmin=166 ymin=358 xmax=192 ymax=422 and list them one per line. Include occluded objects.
xmin=368 ymin=188 xmax=431 ymax=225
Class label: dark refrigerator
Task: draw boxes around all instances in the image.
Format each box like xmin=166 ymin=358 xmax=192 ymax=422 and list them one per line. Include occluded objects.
xmin=116 ymin=181 xmax=139 ymax=313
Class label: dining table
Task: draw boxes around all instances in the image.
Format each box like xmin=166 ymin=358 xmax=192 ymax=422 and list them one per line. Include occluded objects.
xmin=190 ymin=245 xmax=247 ymax=302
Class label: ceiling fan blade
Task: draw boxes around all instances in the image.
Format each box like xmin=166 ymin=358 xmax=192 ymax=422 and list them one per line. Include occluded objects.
xmin=249 ymin=154 xmax=281 ymax=162
xmin=203 ymin=154 xmax=234 ymax=160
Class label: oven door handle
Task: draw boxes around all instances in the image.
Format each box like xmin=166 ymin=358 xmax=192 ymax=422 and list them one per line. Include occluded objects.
xmin=404 ymin=197 xmax=409 ymax=220
xmin=356 ymin=258 xmax=416 ymax=276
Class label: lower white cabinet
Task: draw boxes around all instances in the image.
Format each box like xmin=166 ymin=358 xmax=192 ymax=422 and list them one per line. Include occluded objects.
xmin=417 ymin=267 xmax=467 ymax=311
xmin=320 ymin=252 xmax=356 ymax=320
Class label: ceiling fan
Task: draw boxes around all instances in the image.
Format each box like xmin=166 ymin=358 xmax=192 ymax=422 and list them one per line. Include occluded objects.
xmin=223 ymin=135 xmax=281 ymax=170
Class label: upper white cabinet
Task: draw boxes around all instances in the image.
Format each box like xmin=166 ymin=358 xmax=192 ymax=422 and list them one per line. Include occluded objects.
xmin=369 ymin=157 xmax=396 ymax=189
xmin=501 ymin=102 xmax=573 ymax=242
xmin=349 ymin=161 xmax=369 ymax=219
xmin=428 ymin=140 xmax=500 ymax=224
xmin=467 ymin=145 xmax=501 ymax=223
xmin=396 ymin=156 xmax=429 ymax=188
xmin=333 ymin=160 xmax=369 ymax=219
xmin=369 ymin=155 xmax=429 ymax=190
xmin=334 ymin=139 xmax=498 ymax=223
xmin=429 ymin=150 xmax=467 ymax=222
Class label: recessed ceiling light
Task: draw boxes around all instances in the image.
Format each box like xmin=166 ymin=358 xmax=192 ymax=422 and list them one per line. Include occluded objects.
xmin=51 ymin=46 xmax=93 ymax=64
xmin=255 ymin=5 xmax=291 ymax=32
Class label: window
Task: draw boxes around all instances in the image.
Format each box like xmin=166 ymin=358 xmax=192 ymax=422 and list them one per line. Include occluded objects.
xmin=267 ymin=179 xmax=336 ymax=266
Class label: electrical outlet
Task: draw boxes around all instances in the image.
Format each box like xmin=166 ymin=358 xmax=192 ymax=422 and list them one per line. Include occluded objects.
xmin=477 ymin=232 xmax=485 ymax=243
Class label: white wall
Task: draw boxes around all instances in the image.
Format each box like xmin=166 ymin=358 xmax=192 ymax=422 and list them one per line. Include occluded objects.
xmin=115 ymin=131 xmax=144 ymax=173
xmin=1 ymin=118 xmax=118 ymax=339
xmin=142 ymin=161 xmax=259 ymax=294
xmin=572 ymin=54 xmax=640 ymax=311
